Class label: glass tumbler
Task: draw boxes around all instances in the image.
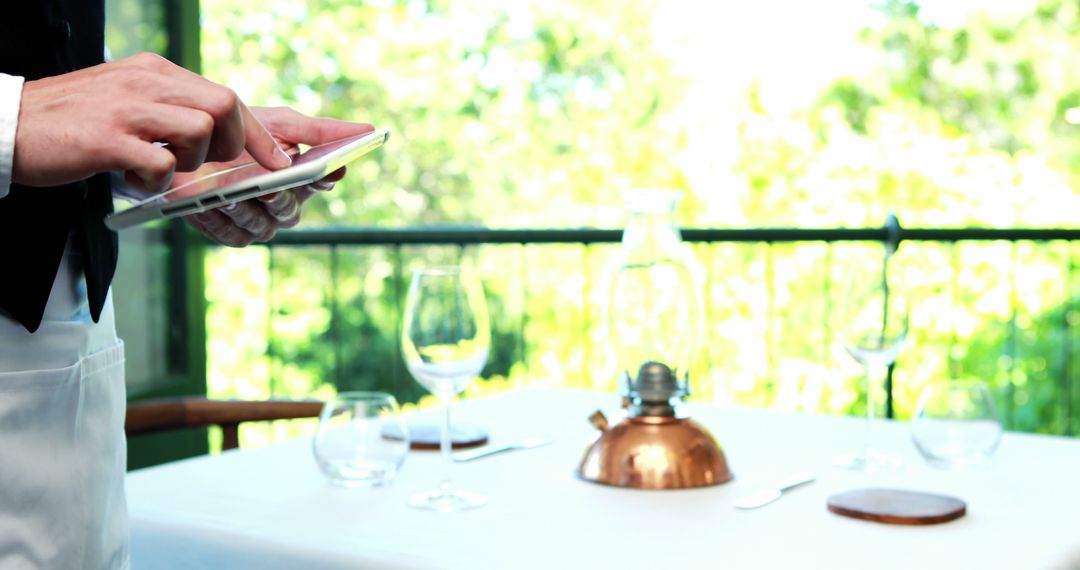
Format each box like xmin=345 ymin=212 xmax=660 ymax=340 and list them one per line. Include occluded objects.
xmin=313 ymin=392 xmax=409 ymax=487
xmin=911 ymin=380 xmax=1002 ymax=470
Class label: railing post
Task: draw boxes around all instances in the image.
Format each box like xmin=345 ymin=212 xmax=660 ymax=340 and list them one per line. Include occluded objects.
xmin=519 ymin=244 xmax=529 ymax=380
xmin=392 ymin=245 xmax=404 ymax=396
xmin=884 ymin=212 xmax=902 ymax=255
xmin=883 ymin=214 xmax=901 ymax=419
xmin=1064 ymin=251 xmax=1076 ymax=435
xmin=267 ymin=247 xmax=277 ymax=397
xmin=765 ymin=242 xmax=776 ymax=407
xmin=329 ymin=245 xmax=343 ymax=389
xmin=1006 ymin=244 xmax=1019 ymax=430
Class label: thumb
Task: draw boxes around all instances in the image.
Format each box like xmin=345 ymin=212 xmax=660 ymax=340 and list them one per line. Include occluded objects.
xmin=116 ymin=138 xmax=177 ymax=193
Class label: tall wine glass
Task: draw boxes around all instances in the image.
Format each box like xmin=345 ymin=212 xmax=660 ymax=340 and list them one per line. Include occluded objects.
xmin=834 ymin=246 xmax=910 ymax=472
xmin=401 ymin=266 xmax=490 ymax=512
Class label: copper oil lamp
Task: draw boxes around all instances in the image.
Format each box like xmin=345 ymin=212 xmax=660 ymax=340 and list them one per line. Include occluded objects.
xmin=577 ymin=189 xmax=732 ymax=489
xmin=577 ymin=361 xmax=732 ymax=489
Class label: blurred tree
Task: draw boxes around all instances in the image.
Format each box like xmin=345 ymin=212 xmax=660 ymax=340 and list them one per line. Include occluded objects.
xmin=200 ymin=0 xmax=689 ymax=412
xmin=202 ymin=0 xmax=688 ymax=227
xmin=727 ymin=0 xmax=1080 ymax=429
xmin=201 ymin=0 xmax=1080 ymax=441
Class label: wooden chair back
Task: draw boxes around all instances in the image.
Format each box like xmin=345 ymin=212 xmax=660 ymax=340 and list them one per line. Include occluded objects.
xmin=126 ymin=397 xmax=324 ymax=451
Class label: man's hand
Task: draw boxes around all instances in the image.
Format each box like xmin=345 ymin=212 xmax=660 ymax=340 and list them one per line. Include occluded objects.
xmin=183 ymin=107 xmax=373 ymax=247
xmin=12 ymin=52 xmax=291 ymax=192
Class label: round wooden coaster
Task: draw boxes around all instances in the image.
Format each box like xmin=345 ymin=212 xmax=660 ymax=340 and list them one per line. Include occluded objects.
xmin=381 ymin=421 xmax=489 ymax=450
xmin=827 ymin=488 xmax=966 ymax=525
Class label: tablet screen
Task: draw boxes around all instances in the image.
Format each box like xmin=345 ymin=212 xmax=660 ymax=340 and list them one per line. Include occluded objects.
xmin=123 ymin=132 xmax=376 ymax=207
xmin=106 ymin=129 xmax=388 ymax=230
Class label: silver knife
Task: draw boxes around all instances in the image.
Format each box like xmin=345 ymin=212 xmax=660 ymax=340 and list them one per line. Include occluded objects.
xmin=452 ymin=436 xmax=553 ymax=462
xmin=732 ymin=471 xmax=816 ymax=510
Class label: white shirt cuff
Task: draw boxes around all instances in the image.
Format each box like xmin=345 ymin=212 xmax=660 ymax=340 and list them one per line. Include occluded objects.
xmin=0 ymin=73 xmax=25 ymax=200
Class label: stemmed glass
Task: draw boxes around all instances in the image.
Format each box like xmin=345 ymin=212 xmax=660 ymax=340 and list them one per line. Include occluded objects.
xmin=401 ymin=266 xmax=490 ymax=512
xmin=834 ymin=245 xmax=910 ymax=472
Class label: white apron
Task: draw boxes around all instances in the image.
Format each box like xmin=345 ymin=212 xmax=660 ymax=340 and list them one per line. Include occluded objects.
xmin=0 ymin=236 xmax=128 ymax=569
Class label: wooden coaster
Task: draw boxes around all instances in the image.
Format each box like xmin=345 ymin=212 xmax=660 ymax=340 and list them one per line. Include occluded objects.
xmin=827 ymin=488 xmax=966 ymax=525
xmin=381 ymin=421 xmax=489 ymax=450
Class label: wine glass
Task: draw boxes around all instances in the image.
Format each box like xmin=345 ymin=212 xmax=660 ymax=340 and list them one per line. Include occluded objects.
xmin=834 ymin=246 xmax=910 ymax=472
xmin=911 ymin=380 xmax=1002 ymax=469
xmin=312 ymin=391 xmax=409 ymax=487
xmin=401 ymin=266 xmax=490 ymax=512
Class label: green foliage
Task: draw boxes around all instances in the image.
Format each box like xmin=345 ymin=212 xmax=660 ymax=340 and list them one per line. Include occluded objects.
xmin=729 ymin=0 xmax=1080 ymax=431
xmin=201 ymin=0 xmax=688 ymax=430
xmin=197 ymin=0 xmax=1080 ymax=447
xmin=202 ymin=0 xmax=687 ymax=226
xmin=105 ymin=0 xmax=167 ymax=59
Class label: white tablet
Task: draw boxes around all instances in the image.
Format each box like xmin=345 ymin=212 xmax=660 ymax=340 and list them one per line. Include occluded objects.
xmin=105 ymin=128 xmax=390 ymax=231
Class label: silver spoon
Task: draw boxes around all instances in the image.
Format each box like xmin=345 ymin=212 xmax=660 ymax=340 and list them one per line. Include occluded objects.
xmin=733 ymin=471 xmax=817 ymax=510
xmin=452 ymin=435 xmax=553 ymax=462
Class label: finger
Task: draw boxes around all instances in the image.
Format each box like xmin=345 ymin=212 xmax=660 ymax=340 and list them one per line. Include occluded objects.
xmin=284 ymin=184 xmax=315 ymax=205
xmin=111 ymin=137 xmax=177 ymax=192
xmin=121 ymin=55 xmax=291 ymax=170
xmin=123 ymin=171 xmax=143 ymax=189
xmin=257 ymin=191 xmax=300 ymax=222
xmin=291 ymin=182 xmax=331 ymax=205
xmin=217 ymin=199 xmax=275 ymax=237
xmin=251 ymin=226 xmax=282 ymax=242
xmin=252 ymin=106 xmax=374 ymax=146
xmin=322 ymin=166 xmax=347 ymax=183
xmin=204 ymin=95 xmax=246 ymax=164
xmin=240 ymin=102 xmax=293 ymax=171
xmin=117 ymin=58 xmax=249 ymax=164
xmin=291 ymin=166 xmax=346 ymax=204
xmin=126 ymin=103 xmax=214 ymax=171
xmin=186 ymin=209 xmax=256 ymax=248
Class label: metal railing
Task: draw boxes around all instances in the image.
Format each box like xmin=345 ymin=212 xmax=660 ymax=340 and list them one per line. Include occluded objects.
xmin=218 ymin=221 xmax=1080 ymax=435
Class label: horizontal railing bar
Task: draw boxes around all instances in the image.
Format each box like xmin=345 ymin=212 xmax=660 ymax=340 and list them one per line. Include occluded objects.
xmin=901 ymin=228 xmax=1080 ymax=241
xmin=253 ymin=227 xmax=1080 ymax=247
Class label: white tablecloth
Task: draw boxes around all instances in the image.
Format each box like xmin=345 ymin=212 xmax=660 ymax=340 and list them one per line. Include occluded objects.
xmin=127 ymin=389 xmax=1080 ymax=569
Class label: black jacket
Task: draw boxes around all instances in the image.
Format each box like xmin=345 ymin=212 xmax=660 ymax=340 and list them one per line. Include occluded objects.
xmin=0 ymin=0 xmax=116 ymax=333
